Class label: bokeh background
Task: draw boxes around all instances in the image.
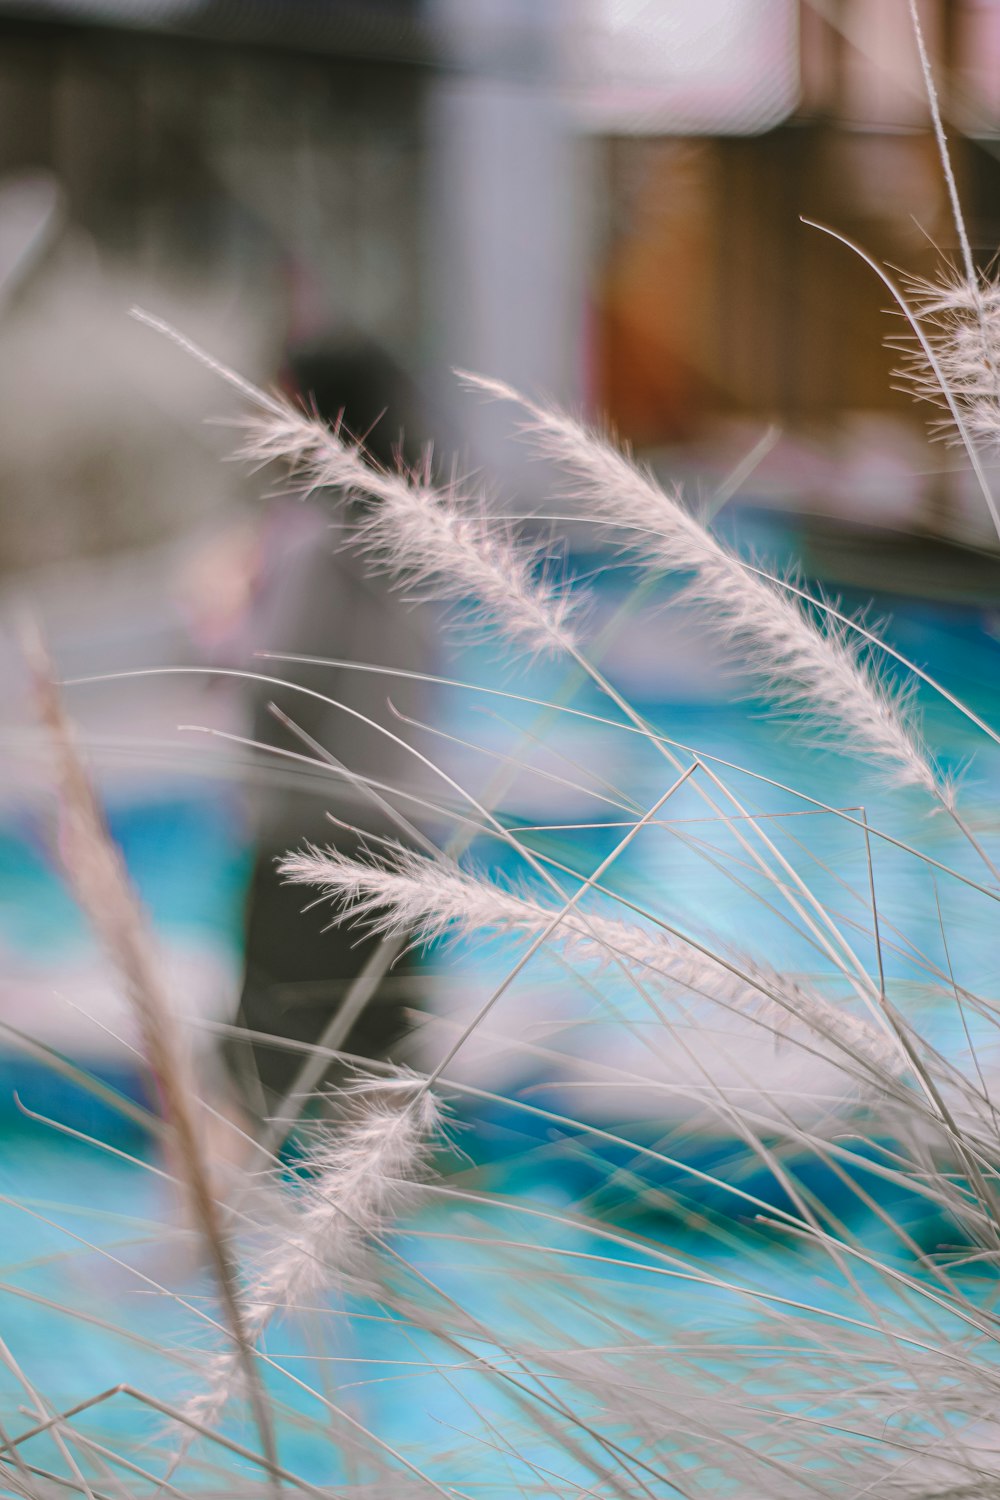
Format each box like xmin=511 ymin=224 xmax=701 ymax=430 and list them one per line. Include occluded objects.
xmin=1 ymin=4 xmax=1000 ymax=1470
xmin=1 ymin=2 xmax=999 ymax=1111
xmin=2 ymin=0 xmax=1000 ymax=1109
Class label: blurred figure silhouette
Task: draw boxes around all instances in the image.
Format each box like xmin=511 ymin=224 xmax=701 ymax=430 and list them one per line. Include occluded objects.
xmin=224 ymin=340 xmax=431 ymax=1117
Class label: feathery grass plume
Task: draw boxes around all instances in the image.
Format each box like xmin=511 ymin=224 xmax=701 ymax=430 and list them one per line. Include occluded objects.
xmin=896 ymin=0 xmax=1000 ymax=456
xmin=462 ymin=373 xmax=948 ymax=806
xmin=24 ymin=625 xmax=278 ymax=1479
xmin=347 ymin=467 xmax=580 ymax=658
xmin=133 ymin=309 xmax=580 ymax=657
xmin=140 ymin=312 xmax=902 ymax=968
xmin=257 ymin=1069 xmax=443 ymax=1300
xmin=193 ymin=1070 xmax=444 ymax=1424
xmin=280 ymin=842 xmax=902 ymax=1079
xmin=250 ymin=410 xmax=581 ymax=656
xmin=893 ymin=270 xmax=1000 ymax=449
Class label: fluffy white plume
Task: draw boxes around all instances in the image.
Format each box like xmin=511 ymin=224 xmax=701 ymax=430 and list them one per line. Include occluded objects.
xmin=255 ymin=1071 xmax=442 ymax=1303
xmin=28 ymin=627 xmax=278 ymax=1468
xmin=131 ymin=312 xmax=579 ymax=656
xmin=194 ymin=1071 xmax=443 ymax=1425
xmin=463 ymin=374 xmax=947 ymax=806
xmin=895 ymin=272 xmax=1000 ymax=450
xmin=235 ymin=396 xmax=579 ymax=657
xmin=281 ymin=843 xmax=902 ymax=1078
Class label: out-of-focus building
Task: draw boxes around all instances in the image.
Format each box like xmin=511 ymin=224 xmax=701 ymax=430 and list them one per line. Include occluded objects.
xmin=0 ymin=0 xmax=996 ymax=1125
xmin=0 ymin=0 xmax=997 ymax=567
xmin=0 ymin=0 xmax=431 ymax=575
xmin=573 ymin=2 xmax=1000 ymax=558
xmin=1 ymin=0 xmax=1000 ymax=570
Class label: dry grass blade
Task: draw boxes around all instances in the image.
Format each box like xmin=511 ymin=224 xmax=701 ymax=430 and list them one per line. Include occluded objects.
xmin=894 ymin=270 xmax=1000 ymax=451
xmin=21 ymin=623 xmax=279 ymax=1486
xmin=132 ymin=308 xmax=580 ymax=658
xmin=193 ymin=1070 xmax=444 ymax=1432
xmin=462 ymin=372 xmax=949 ymax=808
xmin=281 ymin=842 xmax=903 ymax=1080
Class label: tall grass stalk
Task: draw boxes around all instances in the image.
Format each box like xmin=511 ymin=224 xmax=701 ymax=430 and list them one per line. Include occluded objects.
xmin=460 ymin=372 xmax=947 ymax=807
xmin=24 ymin=626 xmax=280 ymax=1484
xmin=91 ymin=270 xmax=1000 ymax=1488
xmin=11 ymin=10 xmax=1000 ymax=1491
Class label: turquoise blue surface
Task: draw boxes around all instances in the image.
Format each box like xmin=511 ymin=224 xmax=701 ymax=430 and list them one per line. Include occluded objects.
xmin=2 ymin=531 xmax=999 ymax=1491
xmin=0 ymin=792 xmax=251 ymax=961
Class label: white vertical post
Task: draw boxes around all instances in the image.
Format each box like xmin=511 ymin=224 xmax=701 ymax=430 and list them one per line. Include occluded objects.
xmin=424 ymin=0 xmax=586 ymax=482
